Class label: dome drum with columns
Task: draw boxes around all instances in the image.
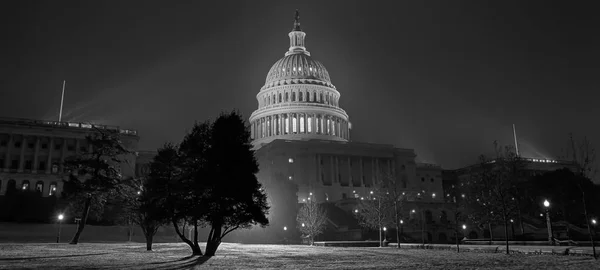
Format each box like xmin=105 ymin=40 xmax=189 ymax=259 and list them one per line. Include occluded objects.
xmin=250 ymin=11 xmax=350 ymax=148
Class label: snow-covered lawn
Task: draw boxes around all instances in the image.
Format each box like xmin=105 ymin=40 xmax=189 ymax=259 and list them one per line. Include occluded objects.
xmin=0 ymin=242 xmax=597 ymax=269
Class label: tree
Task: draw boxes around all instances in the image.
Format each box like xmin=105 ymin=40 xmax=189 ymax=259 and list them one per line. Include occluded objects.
xmin=62 ymin=129 xmax=132 ymax=244
xmin=128 ymin=144 xmax=178 ymax=251
xmin=463 ymin=143 xmax=520 ymax=254
xmin=175 ymin=120 xmax=212 ymax=256
xmin=379 ymin=173 xmax=406 ymax=249
xmin=296 ymin=199 xmax=327 ymax=245
xmin=201 ymin=111 xmax=269 ymax=256
xmin=355 ymin=187 xmax=392 ymax=247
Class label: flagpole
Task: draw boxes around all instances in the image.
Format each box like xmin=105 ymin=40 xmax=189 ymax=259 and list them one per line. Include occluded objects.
xmin=512 ymin=124 xmax=520 ymax=156
xmin=59 ymin=80 xmax=66 ymax=122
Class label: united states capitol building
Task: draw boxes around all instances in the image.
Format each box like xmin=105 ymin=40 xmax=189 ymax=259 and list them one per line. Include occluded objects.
xmin=0 ymin=12 xmax=577 ymax=243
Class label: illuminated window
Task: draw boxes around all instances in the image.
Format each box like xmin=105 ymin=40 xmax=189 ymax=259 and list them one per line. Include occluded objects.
xmin=289 ymin=158 xmax=294 ymax=163
xmin=307 ymin=116 xmax=312 ymax=133
xmin=327 ymin=118 xmax=331 ymax=135
xmin=289 ymin=176 xmax=293 ymax=180
xmin=275 ymin=115 xmax=280 ymax=135
xmin=332 ymin=119 xmax=336 ymax=136
xmin=21 ymin=180 xmax=30 ymax=191
xmin=35 ymin=181 xmax=43 ymax=193
xmin=266 ymin=118 xmax=271 ymax=136
xmin=293 ymin=67 xmax=296 ymax=71
xmin=285 ymin=116 xmax=289 ymax=134
xmin=300 ymin=115 xmax=305 ymax=133
xmin=316 ymin=116 xmax=321 ymax=134
xmin=292 ymin=115 xmax=297 ymax=133
xmin=298 ymin=67 xmax=302 ymax=71
xmin=49 ymin=182 xmax=57 ymax=196
xmin=261 ymin=120 xmax=265 ymax=138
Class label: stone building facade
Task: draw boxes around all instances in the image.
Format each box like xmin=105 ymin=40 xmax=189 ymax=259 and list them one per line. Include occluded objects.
xmin=0 ymin=117 xmax=139 ymax=197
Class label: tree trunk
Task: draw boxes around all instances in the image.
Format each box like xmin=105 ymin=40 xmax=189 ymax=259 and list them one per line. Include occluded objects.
xmin=396 ymin=224 xmax=401 ymax=249
xmin=70 ymin=194 xmax=92 ymax=244
xmin=503 ymin=217 xmax=510 ymax=254
xmin=146 ymin=232 xmax=153 ymax=251
xmin=205 ymin=225 xmax=222 ymax=257
xmin=488 ymin=223 xmax=493 ymax=245
xmin=172 ymin=219 xmax=202 ymax=256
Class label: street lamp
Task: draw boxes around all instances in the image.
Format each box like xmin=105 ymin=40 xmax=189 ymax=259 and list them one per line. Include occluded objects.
xmin=456 ymin=224 xmax=466 ymax=253
xmin=591 ymin=219 xmax=597 ymax=259
xmin=543 ymin=199 xmax=554 ymax=246
xmin=383 ymin=227 xmax=387 ymax=244
xmin=510 ymin=219 xmax=515 ymax=240
xmin=56 ymin=214 xmax=64 ymax=243
xmin=283 ymin=226 xmax=287 ymax=231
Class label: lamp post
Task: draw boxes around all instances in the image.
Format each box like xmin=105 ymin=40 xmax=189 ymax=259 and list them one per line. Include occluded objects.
xmin=383 ymin=227 xmax=387 ymax=245
xmin=56 ymin=214 xmax=64 ymax=243
xmin=590 ymin=219 xmax=597 ymax=259
xmin=457 ymin=224 xmax=466 ymax=253
xmin=543 ymin=200 xmax=554 ymax=246
xmin=510 ymin=219 xmax=515 ymax=240
xmin=399 ymin=220 xmax=404 ymax=248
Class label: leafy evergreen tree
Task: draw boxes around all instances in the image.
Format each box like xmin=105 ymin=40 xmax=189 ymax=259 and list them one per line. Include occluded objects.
xmin=61 ymin=129 xmax=132 ymax=244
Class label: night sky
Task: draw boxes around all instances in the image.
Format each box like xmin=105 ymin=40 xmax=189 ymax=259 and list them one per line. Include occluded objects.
xmin=1 ymin=1 xmax=599 ymax=171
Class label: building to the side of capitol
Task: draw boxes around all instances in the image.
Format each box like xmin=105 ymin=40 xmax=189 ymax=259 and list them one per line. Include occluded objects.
xmin=0 ymin=117 xmax=139 ymax=197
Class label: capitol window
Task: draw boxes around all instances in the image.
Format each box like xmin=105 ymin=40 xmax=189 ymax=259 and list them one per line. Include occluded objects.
xmin=285 ymin=92 xmax=289 ymax=102
xmin=300 ymin=115 xmax=305 ymax=133
xmin=299 ymin=92 xmax=303 ymax=101
xmin=292 ymin=115 xmax=297 ymax=133
xmin=292 ymin=92 xmax=296 ymax=101
xmin=307 ymin=116 xmax=312 ymax=133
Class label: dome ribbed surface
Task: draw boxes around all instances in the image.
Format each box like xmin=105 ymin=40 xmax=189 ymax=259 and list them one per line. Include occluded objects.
xmin=265 ymin=53 xmax=331 ymax=85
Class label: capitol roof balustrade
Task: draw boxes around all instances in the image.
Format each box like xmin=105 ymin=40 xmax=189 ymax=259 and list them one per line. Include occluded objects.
xmin=0 ymin=117 xmax=138 ymax=136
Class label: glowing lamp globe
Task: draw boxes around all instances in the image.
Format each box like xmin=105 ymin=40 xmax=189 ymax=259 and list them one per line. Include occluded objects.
xmin=543 ymin=200 xmax=550 ymax=208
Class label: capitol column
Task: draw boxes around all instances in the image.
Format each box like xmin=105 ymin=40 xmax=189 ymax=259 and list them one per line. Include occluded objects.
xmin=46 ymin=137 xmax=54 ymax=174
xmin=348 ymin=157 xmax=353 ymax=187
xmin=359 ymin=157 xmax=364 ymax=187
xmin=32 ymin=136 xmax=40 ymax=173
xmin=18 ymin=136 xmax=26 ymax=172
xmin=59 ymin=138 xmax=67 ymax=174
xmin=296 ymin=113 xmax=300 ymax=134
xmin=3 ymin=134 xmax=12 ymax=171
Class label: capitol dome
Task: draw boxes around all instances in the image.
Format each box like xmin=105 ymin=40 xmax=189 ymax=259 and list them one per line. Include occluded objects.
xmin=250 ymin=11 xmax=350 ymax=148
xmin=264 ymin=53 xmax=333 ymax=89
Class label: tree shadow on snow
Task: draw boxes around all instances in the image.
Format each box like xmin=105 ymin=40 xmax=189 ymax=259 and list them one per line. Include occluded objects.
xmin=147 ymin=256 xmax=211 ymax=270
xmin=0 ymin=252 xmax=114 ymax=261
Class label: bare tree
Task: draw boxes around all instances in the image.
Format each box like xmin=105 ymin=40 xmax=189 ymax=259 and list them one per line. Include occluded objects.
xmin=354 ymin=187 xmax=392 ymax=247
xmin=463 ymin=142 xmax=520 ymax=254
xmin=296 ymin=199 xmax=328 ymax=245
xmin=380 ymin=173 xmax=406 ymax=249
